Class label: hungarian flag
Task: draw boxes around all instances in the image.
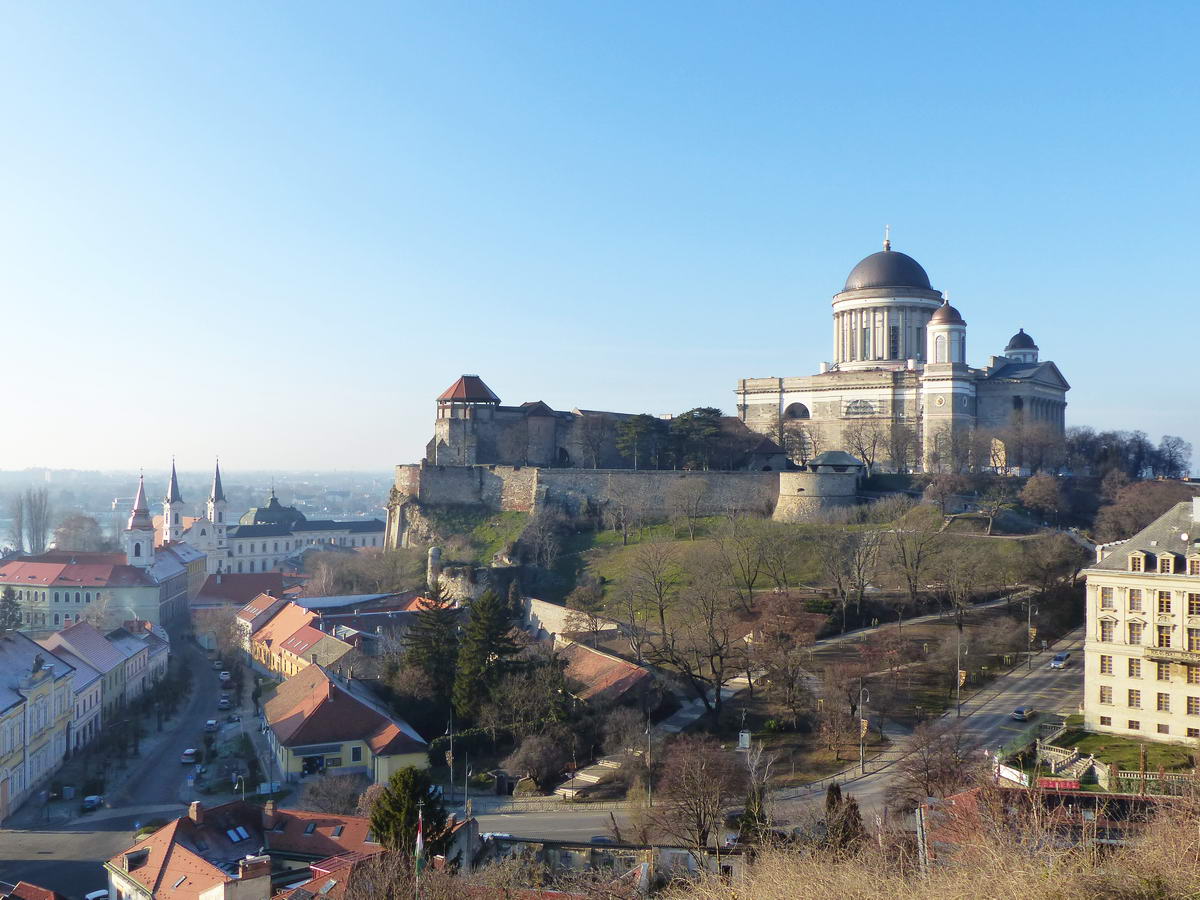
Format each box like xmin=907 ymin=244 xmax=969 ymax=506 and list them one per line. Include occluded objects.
xmin=414 ymin=807 xmax=425 ymax=872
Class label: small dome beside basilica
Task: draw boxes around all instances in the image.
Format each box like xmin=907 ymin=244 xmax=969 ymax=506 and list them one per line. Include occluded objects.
xmin=1005 ymin=328 xmax=1037 ymax=351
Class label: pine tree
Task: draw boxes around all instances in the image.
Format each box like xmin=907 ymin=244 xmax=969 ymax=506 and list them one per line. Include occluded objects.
xmin=452 ymin=590 xmax=519 ymax=721
xmin=0 ymin=587 xmax=21 ymax=632
xmin=369 ymin=766 xmax=447 ymax=855
xmin=403 ymin=581 xmax=459 ymax=704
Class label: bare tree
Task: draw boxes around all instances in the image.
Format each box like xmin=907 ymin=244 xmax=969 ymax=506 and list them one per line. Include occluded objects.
xmin=522 ymin=509 xmax=567 ymax=569
xmin=300 ymin=773 xmax=371 ymax=814
xmin=885 ymin=721 xmax=983 ymax=813
xmin=650 ymin=735 xmax=745 ymax=863
xmin=843 ymin=419 xmax=889 ymax=476
xmin=602 ymin=477 xmax=645 ymax=546
xmin=6 ymin=495 xmax=23 ymax=553
xmin=883 ymin=507 xmax=944 ymax=629
xmin=713 ymin=517 xmax=768 ymax=611
xmin=578 ymin=413 xmax=613 ymax=469
xmin=781 ymin=420 xmax=823 ymax=466
xmin=23 ymin=488 xmax=51 ymax=555
xmin=887 ymin=421 xmax=918 ymax=474
xmin=53 ymin=515 xmax=110 ymax=552
xmin=666 ymin=478 xmax=708 ymax=540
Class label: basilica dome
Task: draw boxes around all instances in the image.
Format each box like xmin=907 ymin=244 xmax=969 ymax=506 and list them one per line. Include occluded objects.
xmin=1005 ymin=328 xmax=1037 ymax=351
xmin=843 ymin=247 xmax=932 ymax=292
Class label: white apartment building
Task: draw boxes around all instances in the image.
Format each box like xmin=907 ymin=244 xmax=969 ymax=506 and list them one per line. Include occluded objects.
xmin=1083 ymin=496 xmax=1200 ymax=743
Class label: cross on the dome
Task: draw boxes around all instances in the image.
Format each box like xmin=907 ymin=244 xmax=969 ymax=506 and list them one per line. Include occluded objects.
xmin=883 ymin=224 xmax=891 ymax=251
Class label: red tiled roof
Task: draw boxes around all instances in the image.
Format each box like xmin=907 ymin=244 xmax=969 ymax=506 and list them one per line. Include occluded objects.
xmin=264 ymin=665 xmax=425 ymax=755
xmin=41 ymin=621 xmax=126 ymax=674
xmin=1 ymin=880 xmax=65 ymax=900
xmin=437 ymin=375 xmax=500 ymax=404
xmin=558 ymin=641 xmax=652 ymax=704
xmin=196 ymin=573 xmax=285 ymax=606
xmin=106 ymin=818 xmax=231 ymax=900
xmin=236 ymin=592 xmax=286 ymax=624
xmin=265 ymin=810 xmax=383 ymax=860
xmin=0 ymin=559 xmax=154 ymax=588
xmin=251 ymin=602 xmax=315 ymax=652
xmin=278 ymin=624 xmax=328 ymax=656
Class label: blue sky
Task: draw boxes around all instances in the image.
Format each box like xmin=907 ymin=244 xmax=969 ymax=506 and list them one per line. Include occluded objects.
xmin=1 ymin=2 xmax=1196 ymax=471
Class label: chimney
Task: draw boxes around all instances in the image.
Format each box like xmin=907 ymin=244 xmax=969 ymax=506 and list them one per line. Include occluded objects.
xmin=188 ymin=801 xmax=204 ymax=825
xmin=216 ymin=573 xmax=223 ymax=584
xmin=262 ymin=800 xmax=277 ymax=830
xmin=237 ymin=854 xmax=271 ymax=881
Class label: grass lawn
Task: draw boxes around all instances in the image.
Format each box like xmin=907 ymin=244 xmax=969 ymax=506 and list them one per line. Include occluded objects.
xmin=1051 ymin=730 xmax=1196 ymax=772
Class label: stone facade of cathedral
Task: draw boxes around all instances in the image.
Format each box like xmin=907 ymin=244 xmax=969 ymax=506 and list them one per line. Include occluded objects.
xmin=736 ymin=240 xmax=1069 ymax=472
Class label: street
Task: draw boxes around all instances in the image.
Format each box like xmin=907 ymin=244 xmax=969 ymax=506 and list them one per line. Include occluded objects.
xmin=774 ymin=627 xmax=1086 ymax=820
xmin=0 ymin=641 xmax=225 ymax=899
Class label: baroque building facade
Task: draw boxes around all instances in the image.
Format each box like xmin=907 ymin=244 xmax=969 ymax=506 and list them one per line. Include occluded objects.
xmin=735 ymin=239 xmax=1069 ymax=472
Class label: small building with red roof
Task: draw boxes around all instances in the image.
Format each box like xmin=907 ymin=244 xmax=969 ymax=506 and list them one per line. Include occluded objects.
xmin=263 ymin=664 xmax=427 ymax=783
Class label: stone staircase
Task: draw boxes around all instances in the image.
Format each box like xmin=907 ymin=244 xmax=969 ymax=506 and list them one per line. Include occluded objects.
xmin=554 ymin=755 xmax=623 ymax=798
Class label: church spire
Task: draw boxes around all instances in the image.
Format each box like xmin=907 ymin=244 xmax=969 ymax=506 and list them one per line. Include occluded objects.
xmin=210 ymin=459 xmax=226 ymax=503
xmin=166 ymin=458 xmax=183 ymax=504
xmin=128 ymin=473 xmax=152 ymax=531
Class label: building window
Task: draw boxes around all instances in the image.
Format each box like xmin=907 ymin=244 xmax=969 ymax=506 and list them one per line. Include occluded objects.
xmin=83 ymin=593 xmax=89 ymax=604
xmin=1100 ymin=621 xmax=1115 ymax=643
xmin=1130 ymin=555 xmax=1143 ymax=572
xmin=1129 ymin=589 xmax=1143 ymax=612
xmin=1157 ymin=692 xmax=1170 ymax=712
xmin=1100 ymin=655 xmax=1113 ymax=675
xmin=1190 ymin=628 xmax=1200 ymax=652
xmin=53 ymin=592 xmax=59 ymax=603
xmin=1189 ymin=728 xmax=1200 ymax=738
xmin=1160 ymin=556 xmax=1175 ymax=575
xmin=1189 ymin=593 xmax=1200 ymax=616
xmin=1100 ymin=716 xmax=1112 ymax=727
xmin=1157 ymin=662 xmax=1172 ymax=681
xmin=1188 ymin=665 xmax=1200 ymax=685
xmin=1128 ymin=689 xmax=1141 ymax=708
xmin=1128 ymin=622 xmax=1143 ymax=645
xmin=249 ymin=561 xmax=255 ymax=573
xmin=1099 ymin=685 xmax=1113 ymax=705
xmin=1188 ymin=697 xmax=1200 ymax=716
xmin=327 ymin=758 xmax=342 ymax=767
xmin=1158 ymin=626 xmax=1172 ymax=648
xmin=1190 ymin=559 xmax=1200 ymax=576
xmin=1128 ymin=720 xmax=1140 ymax=730
xmin=1157 ymin=723 xmax=1170 ymax=735
xmin=1100 ymin=587 xmax=1115 ymax=609
xmin=351 ymin=746 xmax=362 ymax=762
xmin=1158 ymin=592 xmax=1173 ymax=614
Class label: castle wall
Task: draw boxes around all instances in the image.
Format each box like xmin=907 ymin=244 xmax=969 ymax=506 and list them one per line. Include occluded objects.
xmin=772 ymin=471 xmax=858 ymax=522
xmin=534 ymin=469 xmax=779 ymax=518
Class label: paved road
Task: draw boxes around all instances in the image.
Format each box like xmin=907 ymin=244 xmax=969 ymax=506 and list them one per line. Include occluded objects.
xmin=774 ymin=626 xmax=1085 ymax=821
xmin=0 ymin=642 xmax=223 ymax=899
xmin=475 ymin=809 xmax=632 ymax=843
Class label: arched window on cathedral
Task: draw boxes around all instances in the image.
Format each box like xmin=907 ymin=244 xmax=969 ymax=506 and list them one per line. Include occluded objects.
xmin=133 ymin=542 xmax=142 ymax=558
xmin=783 ymin=402 xmax=810 ymax=420
xmin=935 ymin=334 xmax=947 ymax=364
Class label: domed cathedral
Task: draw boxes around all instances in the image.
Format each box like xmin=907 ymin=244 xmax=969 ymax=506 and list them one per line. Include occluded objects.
xmin=735 ymin=235 xmax=1070 ymax=473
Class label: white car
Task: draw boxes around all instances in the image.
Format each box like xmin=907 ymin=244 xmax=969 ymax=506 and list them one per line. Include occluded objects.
xmin=84 ymin=891 xmax=110 ymax=900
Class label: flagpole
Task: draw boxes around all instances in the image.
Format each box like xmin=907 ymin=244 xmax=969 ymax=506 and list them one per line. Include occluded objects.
xmin=415 ymin=800 xmax=424 ymax=900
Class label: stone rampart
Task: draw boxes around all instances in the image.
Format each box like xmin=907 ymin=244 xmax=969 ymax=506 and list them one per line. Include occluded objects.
xmin=387 ymin=462 xmax=860 ymax=548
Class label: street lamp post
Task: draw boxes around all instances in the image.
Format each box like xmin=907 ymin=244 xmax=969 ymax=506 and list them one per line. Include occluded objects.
xmin=646 ymin=722 xmax=653 ymax=808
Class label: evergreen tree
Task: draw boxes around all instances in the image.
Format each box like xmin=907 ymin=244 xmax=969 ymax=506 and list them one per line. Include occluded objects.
xmin=403 ymin=581 xmax=459 ymax=704
xmin=369 ymin=766 xmax=448 ymax=855
xmin=0 ymin=587 xmax=21 ymax=632
xmin=452 ymin=590 xmax=519 ymax=721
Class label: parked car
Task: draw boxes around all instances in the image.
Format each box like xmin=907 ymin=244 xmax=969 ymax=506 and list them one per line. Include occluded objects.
xmin=1011 ymin=706 xmax=1034 ymax=722
xmin=589 ymin=836 xmax=615 ymax=845
xmin=80 ymin=795 xmax=104 ymax=812
xmin=219 ymin=671 xmax=232 ymax=683
xmin=227 ymin=714 xmax=241 ymax=723
xmin=180 ymin=748 xmax=198 ymax=764
xmin=217 ymin=695 xmax=232 ymax=710
xmin=83 ymin=891 xmax=109 ymax=900
xmin=1050 ymin=652 xmax=1071 ymax=669
xmin=204 ymin=719 xmax=218 ymax=732
xmin=211 ymin=659 xmax=222 ymax=670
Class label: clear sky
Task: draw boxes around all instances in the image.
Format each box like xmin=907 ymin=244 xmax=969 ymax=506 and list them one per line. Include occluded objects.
xmin=2 ymin=3 xmax=1197 ymax=471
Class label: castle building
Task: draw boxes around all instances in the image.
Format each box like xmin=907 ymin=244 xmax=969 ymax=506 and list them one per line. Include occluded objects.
xmin=1082 ymin=497 xmax=1200 ymax=744
xmin=735 ymin=239 xmax=1070 ymax=472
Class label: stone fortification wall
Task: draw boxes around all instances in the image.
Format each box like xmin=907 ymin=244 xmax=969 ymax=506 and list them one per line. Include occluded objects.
xmin=534 ymin=469 xmax=778 ymax=519
xmin=772 ymin=471 xmax=858 ymax=523
xmin=387 ymin=462 xmax=859 ymax=548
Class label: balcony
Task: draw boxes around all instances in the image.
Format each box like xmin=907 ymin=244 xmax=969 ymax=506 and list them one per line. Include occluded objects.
xmin=1144 ymin=647 xmax=1200 ymax=665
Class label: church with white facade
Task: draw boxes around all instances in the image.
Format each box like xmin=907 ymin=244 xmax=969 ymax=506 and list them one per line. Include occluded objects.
xmin=736 ymin=238 xmax=1069 ymax=472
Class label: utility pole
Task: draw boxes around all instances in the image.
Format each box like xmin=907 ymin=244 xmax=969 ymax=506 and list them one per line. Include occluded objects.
xmin=446 ymin=708 xmax=454 ymax=806
xmin=858 ymin=678 xmax=870 ymax=774
xmin=1027 ymin=599 xmax=1039 ymax=672
xmin=646 ymin=722 xmax=653 ymax=808
xmin=956 ymin=631 xmax=967 ymax=717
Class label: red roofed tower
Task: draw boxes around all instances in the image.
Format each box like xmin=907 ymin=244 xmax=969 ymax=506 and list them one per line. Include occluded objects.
xmin=432 ymin=376 xmax=501 ymax=465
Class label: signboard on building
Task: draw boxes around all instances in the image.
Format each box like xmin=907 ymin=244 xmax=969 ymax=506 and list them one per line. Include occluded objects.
xmin=1036 ymin=778 xmax=1081 ymax=790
